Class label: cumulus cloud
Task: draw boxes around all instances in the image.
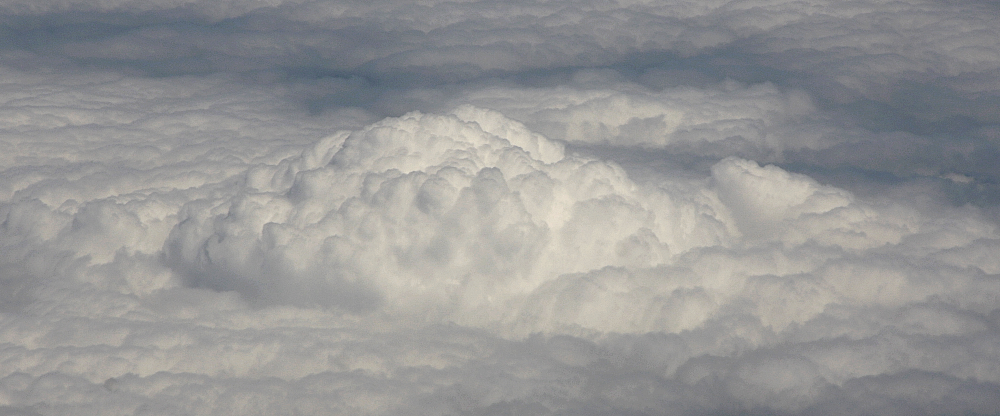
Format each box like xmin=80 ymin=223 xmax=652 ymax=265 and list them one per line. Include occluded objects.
xmin=1 ymin=0 xmax=1000 ymax=415
xmin=163 ymin=106 xmax=734 ymax=319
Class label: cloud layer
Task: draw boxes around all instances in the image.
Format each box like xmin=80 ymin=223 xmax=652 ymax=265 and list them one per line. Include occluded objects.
xmin=1 ymin=0 xmax=1000 ymax=415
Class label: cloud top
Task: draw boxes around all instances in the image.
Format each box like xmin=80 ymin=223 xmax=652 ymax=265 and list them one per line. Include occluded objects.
xmin=1 ymin=0 xmax=1000 ymax=414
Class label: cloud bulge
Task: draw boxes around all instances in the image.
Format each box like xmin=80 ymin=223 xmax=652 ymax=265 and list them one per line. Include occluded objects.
xmin=1 ymin=0 xmax=1000 ymax=415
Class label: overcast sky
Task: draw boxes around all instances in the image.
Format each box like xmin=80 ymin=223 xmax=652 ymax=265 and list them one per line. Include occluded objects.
xmin=2 ymin=0 xmax=1000 ymax=415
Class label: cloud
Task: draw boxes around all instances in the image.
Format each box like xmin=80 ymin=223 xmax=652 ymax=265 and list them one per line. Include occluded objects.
xmin=1 ymin=0 xmax=1000 ymax=414
xmin=7 ymin=97 xmax=997 ymax=413
xmin=163 ymin=106 xmax=727 ymax=317
xmin=440 ymin=78 xmax=826 ymax=155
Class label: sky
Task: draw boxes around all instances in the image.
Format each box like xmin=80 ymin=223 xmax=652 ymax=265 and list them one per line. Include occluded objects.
xmin=1 ymin=0 xmax=1000 ymax=414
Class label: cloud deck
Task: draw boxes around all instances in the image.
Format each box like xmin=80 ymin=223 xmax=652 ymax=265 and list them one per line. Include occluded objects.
xmin=1 ymin=0 xmax=999 ymax=414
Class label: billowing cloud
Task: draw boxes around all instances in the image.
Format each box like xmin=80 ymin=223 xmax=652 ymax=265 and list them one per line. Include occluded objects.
xmin=1 ymin=0 xmax=1000 ymax=415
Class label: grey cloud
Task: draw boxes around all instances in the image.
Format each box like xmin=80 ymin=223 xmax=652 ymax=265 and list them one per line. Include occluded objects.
xmin=5 ymin=1 xmax=997 ymax=165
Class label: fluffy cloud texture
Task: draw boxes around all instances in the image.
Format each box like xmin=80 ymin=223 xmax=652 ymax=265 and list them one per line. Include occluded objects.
xmin=2 ymin=0 xmax=1000 ymax=415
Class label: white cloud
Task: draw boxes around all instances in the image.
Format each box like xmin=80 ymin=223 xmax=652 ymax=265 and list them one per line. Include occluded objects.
xmin=1 ymin=0 xmax=1000 ymax=414
xmin=6 ymin=91 xmax=997 ymax=413
xmin=164 ymin=106 xmax=735 ymax=319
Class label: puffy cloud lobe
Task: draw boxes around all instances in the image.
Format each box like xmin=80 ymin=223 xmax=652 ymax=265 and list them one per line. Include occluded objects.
xmin=160 ymin=105 xmax=1000 ymax=347
xmin=0 ymin=67 xmax=368 ymax=309
xmin=712 ymin=156 xmax=868 ymax=242
xmin=164 ymin=106 xmax=736 ymax=322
